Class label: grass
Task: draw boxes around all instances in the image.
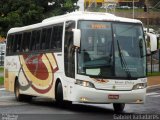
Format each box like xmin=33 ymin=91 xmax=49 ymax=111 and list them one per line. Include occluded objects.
xmin=147 ymin=72 xmax=160 ymax=76
xmin=0 ymin=66 xmax=4 ymax=85
xmin=0 ymin=66 xmax=4 ymax=72
xmin=0 ymin=77 xmax=4 ymax=85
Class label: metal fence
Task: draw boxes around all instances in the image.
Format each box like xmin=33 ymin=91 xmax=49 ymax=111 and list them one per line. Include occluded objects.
xmin=147 ymin=49 xmax=160 ymax=73
xmin=0 ymin=43 xmax=5 ymax=66
xmin=0 ymin=51 xmax=4 ymax=66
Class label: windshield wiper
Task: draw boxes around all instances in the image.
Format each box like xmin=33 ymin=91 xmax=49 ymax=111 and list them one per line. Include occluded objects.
xmin=116 ymin=39 xmax=131 ymax=78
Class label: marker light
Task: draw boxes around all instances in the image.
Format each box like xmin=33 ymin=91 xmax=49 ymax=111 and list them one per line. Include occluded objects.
xmin=132 ymin=83 xmax=147 ymax=90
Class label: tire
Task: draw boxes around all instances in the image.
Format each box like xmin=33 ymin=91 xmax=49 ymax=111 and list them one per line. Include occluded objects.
xmin=24 ymin=95 xmax=33 ymax=102
xmin=55 ymin=82 xmax=64 ymax=106
xmin=14 ymin=80 xmax=25 ymax=101
xmin=14 ymin=80 xmax=32 ymax=102
xmin=113 ymin=103 xmax=125 ymax=113
xmin=55 ymin=82 xmax=72 ymax=107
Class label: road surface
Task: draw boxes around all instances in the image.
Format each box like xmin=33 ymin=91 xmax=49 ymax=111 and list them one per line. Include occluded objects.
xmin=0 ymin=88 xmax=160 ymax=120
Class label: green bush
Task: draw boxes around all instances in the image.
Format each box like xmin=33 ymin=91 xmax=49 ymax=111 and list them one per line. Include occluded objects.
xmin=147 ymin=72 xmax=160 ymax=76
xmin=0 ymin=67 xmax=4 ymax=72
xmin=0 ymin=77 xmax=4 ymax=85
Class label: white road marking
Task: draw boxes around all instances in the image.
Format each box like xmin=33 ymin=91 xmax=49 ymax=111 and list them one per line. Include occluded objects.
xmin=0 ymin=96 xmax=14 ymax=99
xmin=0 ymin=88 xmax=5 ymax=91
xmin=146 ymin=92 xmax=158 ymax=96
xmin=147 ymin=90 xmax=160 ymax=98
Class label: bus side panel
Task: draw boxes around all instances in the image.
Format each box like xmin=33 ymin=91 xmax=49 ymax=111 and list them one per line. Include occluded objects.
xmin=18 ymin=53 xmax=59 ymax=98
xmin=4 ymin=56 xmax=20 ymax=92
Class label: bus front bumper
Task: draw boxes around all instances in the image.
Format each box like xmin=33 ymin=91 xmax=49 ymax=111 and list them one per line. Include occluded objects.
xmin=71 ymin=85 xmax=146 ymax=104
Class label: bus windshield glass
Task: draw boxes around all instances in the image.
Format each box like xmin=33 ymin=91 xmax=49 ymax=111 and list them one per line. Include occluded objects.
xmin=77 ymin=21 xmax=146 ymax=79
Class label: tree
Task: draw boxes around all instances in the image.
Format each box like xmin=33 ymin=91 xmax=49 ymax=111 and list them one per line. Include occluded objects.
xmin=149 ymin=0 xmax=160 ymax=6
xmin=0 ymin=0 xmax=78 ymax=37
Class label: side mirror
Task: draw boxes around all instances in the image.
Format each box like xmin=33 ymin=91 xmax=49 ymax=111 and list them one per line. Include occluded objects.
xmin=72 ymin=29 xmax=81 ymax=47
xmin=146 ymin=32 xmax=158 ymax=52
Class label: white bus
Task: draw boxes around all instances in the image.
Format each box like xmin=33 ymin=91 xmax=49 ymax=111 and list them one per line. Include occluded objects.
xmin=4 ymin=11 xmax=147 ymax=112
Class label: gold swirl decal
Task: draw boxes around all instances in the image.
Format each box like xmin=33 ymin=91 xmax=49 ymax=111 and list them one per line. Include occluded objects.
xmin=19 ymin=53 xmax=58 ymax=94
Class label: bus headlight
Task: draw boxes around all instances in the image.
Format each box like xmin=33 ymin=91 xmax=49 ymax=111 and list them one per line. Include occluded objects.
xmin=75 ymin=80 xmax=95 ymax=88
xmin=132 ymin=83 xmax=147 ymax=90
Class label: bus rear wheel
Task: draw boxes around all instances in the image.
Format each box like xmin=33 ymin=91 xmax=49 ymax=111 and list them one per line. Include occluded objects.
xmin=113 ymin=103 xmax=125 ymax=113
xmin=14 ymin=80 xmax=24 ymax=101
xmin=14 ymin=80 xmax=32 ymax=102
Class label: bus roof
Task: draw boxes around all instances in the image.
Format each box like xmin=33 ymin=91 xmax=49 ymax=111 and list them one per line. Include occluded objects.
xmin=8 ymin=11 xmax=142 ymax=34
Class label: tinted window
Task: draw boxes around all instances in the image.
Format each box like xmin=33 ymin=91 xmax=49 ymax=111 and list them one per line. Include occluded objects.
xmin=35 ymin=30 xmax=41 ymax=50
xmin=40 ymin=29 xmax=47 ymax=49
xmin=6 ymin=34 xmax=14 ymax=55
xmin=50 ymin=24 xmax=63 ymax=50
xmin=30 ymin=31 xmax=37 ymax=51
xmin=45 ymin=28 xmax=52 ymax=49
xmin=22 ymin=32 xmax=31 ymax=52
xmin=6 ymin=23 xmax=63 ymax=54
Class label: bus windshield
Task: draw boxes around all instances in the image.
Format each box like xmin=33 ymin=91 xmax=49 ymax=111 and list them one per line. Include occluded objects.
xmin=77 ymin=21 xmax=146 ymax=79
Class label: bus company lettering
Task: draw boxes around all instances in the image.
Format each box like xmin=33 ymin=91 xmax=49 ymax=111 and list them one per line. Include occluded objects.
xmin=6 ymin=59 xmax=17 ymax=68
xmin=115 ymin=81 xmax=134 ymax=85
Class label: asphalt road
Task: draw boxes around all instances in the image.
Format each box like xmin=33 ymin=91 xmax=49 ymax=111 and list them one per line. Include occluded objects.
xmin=0 ymin=88 xmax=160 ymax=120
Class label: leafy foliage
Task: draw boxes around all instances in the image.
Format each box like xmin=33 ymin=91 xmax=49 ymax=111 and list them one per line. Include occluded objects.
xmin=0 ymin=77 xmax=4 ymax=85
xmin=0 ymin=0 xmax=78 ymax=37
xmin=149 ymin=0 xmax=160 ymax=6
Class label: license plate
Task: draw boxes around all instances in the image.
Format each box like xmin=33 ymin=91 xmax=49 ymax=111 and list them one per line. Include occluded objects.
xmin=108 ymin=94 xmax=119 ymax=99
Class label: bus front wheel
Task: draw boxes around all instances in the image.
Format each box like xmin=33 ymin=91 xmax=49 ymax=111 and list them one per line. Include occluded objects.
xmin=113 ymin=103 xmax=125 ymax=113
xmin=55 ymin=82 xmax=64 ymax=105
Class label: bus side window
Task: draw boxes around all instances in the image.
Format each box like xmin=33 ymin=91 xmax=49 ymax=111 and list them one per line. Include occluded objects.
xmin=13 ymin=34 xmax=18 ymax=53
xmin=35 ymin=30 xmax=41 ymax=50
xmin=7 ymin=34 xmax=14 ymax=55
xmin=50 ymin=26 xmax=56 ymax=49
xmin=41 ymin=29 xmax=47 ymax=50
xmin=45 ymin=28 xmax=52 ymax=49
xmin=15 ymin=34 xmax=22 ymax=53
xmin=22 ymin=32 xmax=31 ymax=52
xmin=30 ymin=30 xmax=37 ymax=51
xmin=13 ymin=34 xmax=22 ymax=53
xmin=53 ymin=26 xmax=59 ymax=49
xmin=17 ymin=34 xmax=22 ymax=53
xmin=50 ymin=23 xmax=63 ymax=50
xmin=56 ymin=25 xmax=63 ymax=49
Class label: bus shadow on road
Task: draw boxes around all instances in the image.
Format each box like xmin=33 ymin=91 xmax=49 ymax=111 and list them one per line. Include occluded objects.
xmin=28 ymin=97 xmax=120 ymax=115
